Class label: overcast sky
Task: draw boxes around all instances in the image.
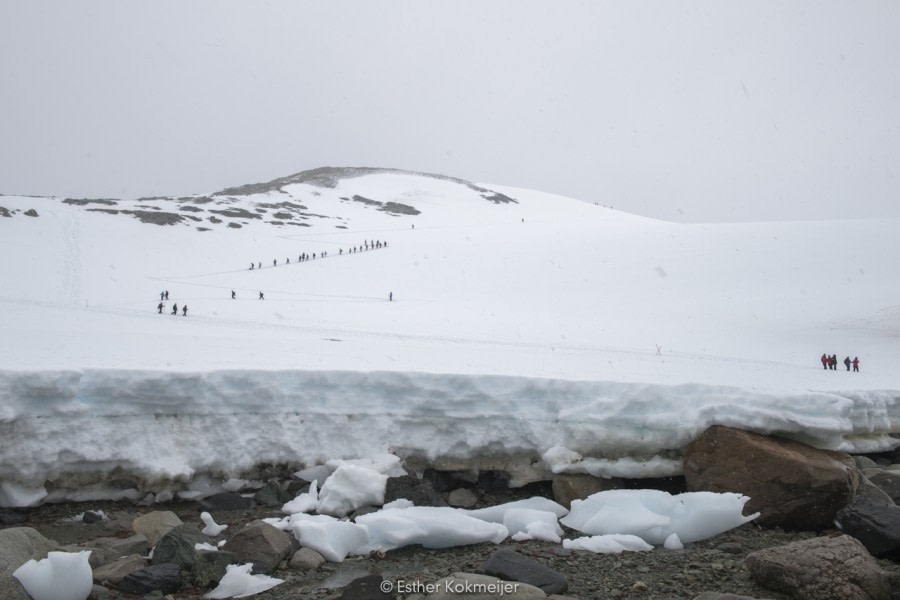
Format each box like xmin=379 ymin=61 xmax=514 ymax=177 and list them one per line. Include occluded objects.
xmin=1 ymin=2 xmax=898 ymax=223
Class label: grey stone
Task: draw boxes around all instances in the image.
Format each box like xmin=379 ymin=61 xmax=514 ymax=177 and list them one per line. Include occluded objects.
xmin=745 ymin=534 xmax=890 ymax=600
xmin=715 ymin=542 xmax=744 ymax=555
xmin=290 ymin=547 xmax=325 ymax=571
xmin=132 ymin=511 xmax=183 ymax=546
xmin=855 ymin=471 xmax=895 ymax=505
xmin=221 ymin=521 xmax=294 ymax=574
xmin=551 ymin=473 xmax=621 ymax=509
xmin=477 ymin=548 xmax=567 ymax=594
xmin=853 ymin=455 xmax=879 ymax=470
xmin=92 ymin=554 xmax=148 ymax=586
xmin=836 ymin=495 xmax=900 ymax=558
xmin=91 ymin=533 xmax=151 ymax=561
xmin=90 ymin=583 xmax=113 ymax=598
xmin=190 ymin=550 xmax=239 ymax=587
xmin=117 ymin=562 xmax=182 ymax=595
xmin=57 ymin=543 xmax=116 ymax=569
xmin=447 ymin=488 xmax=479 ymax=509
xmin=341 ymin=574 xmax=393 ymax=599
xmin=0 ymin=527 xmax=58 ymax=600
xmin=198 ymin=491 xmax=255 ymax=511
xmin=425 ymin=572 xmax=546 ymax=599
xmin=150 ymin=524 xmax=210 ymax=570
xmin=254 ymin=480 xmax=288 ymax=508
xmin=83 ymin=511 xmax=104 ymax=523
xmin=385 ymin=475 xmax=446 ymax=507
xmin=867 ymin=470 xmax=900 ymax=503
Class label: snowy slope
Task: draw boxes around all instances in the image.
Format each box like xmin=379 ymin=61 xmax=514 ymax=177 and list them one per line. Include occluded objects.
xmin=1 ymin=167 xmax=898 ymax=505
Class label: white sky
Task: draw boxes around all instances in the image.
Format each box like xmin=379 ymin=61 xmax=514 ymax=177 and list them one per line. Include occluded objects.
xmin=2 ymin=1 xmax=899 ymax=223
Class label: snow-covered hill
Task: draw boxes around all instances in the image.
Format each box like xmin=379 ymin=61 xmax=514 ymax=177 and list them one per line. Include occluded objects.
xmin=1 ymin=167 xmax=898 ymax=506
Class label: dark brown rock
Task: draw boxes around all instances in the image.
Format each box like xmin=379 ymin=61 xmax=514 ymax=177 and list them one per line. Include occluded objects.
xmin=684 ymin=426 xmax=858 ymax=530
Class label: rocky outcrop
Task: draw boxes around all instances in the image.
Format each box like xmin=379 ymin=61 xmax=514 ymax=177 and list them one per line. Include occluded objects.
xmin=684 ymin=426 xmax=858 ymax=530
xmin=745 ymin=534 xmax=890 ymax=600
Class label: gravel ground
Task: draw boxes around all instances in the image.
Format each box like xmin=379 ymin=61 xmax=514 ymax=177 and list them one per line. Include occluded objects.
xmin=6 ymin=492 xmax=900 ymax=600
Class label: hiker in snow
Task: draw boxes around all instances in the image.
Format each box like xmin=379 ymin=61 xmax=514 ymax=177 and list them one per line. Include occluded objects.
xmin=273 ymin=259 xmax=277 ymax=267
xmin=831 ymin=354 xmax=838 ymax=370
xmin=389 ymin=292 xmax=393 ymax=302
xmin=339 ymin=249 xmax=343 ymax=255
xmin=250 ymin=263 xmax=254 ymax=270
xmin=231 ymin=291 xmax=236 ymax=299
xmin=844 ymin=356 xmax=851 ymax=371
xmin=165 ymin=290 xmax=169 ymax=300
xmin=258 ymin=262 xmax=261 ymax=269
xmin=853 ymin=357 xmax=860 ymax=372
xmin=259 ymin=292 xmax=264 ymax=300
xmin=160 ymin=291 xmax=164 ymax=301
xmin=820 ymin=354 xmax=828 ymax=370
xmin=286 ymin=257 xmax=290 ymax=264
xmin=182 ymin=305 xmax=188 ymax=316
xmin=172 ymin=303 xmax=178 ymax=315
xmin=157 ymin=302 xmax=164 ymax=314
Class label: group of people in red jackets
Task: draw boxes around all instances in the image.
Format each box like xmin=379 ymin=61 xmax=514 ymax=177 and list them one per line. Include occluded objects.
xmin=821 ymin=353 xmax=859 ymax=372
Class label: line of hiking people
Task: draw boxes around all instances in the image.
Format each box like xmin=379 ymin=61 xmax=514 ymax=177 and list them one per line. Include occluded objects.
xmin=821 ymin=353 xmax=859 ymax=372
xmin=248 ymin=239 xmax=388 ymax=270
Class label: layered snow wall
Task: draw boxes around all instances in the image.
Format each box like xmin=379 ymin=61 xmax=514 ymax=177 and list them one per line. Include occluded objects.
xmin=1 ymin=368 xmax=899 ymax=507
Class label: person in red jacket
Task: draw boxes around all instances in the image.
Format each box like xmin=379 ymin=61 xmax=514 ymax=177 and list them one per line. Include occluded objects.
xmin=852 ymin=357 xmax=860 ymax=372
xmin=821 ymin=354 xmax=828 ymax=370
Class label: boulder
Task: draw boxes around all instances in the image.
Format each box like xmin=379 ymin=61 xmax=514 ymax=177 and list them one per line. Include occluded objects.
xmin=0 ymin=527 xmax=58 ymax=600
xmin=551 ymin=474 xmax=621 ymax=509
xmin=132 ymin=511 xmax=183 ymax=546
xmin=385 ymin=475 xmax=446 ymax=507
xmin=425 ymin=572 xmax=546 ymax=599
xmin=477 ymin=548 xmax=567 ymax=594
xmin=745 ymin=534 xmax=890 ymax=600
xmin=221 ymin=521 xmax=294 ymax=574
xmin=290 ymin=547 xmax=325 ymax=571
xmin=190 ymin=549 xmax=240 ymax=587
xmin=117 ymin=562 xmax=182 ymax=595
xmin=92 ymin=554 xmax=148 ymax=586
xmin=150 ymin=524 xmax=210 ymax=570
xmin=836 ymin=496 xmax=900 ymax=559
xmin=684 ymin=426 xmax=858 ymax=530
xmin=198 ymin=491 xmax=255 ymax=511
xmin=866 ymin=470 xmax=900 ymax=503
xmin=447 ymin=488 xmax=479 ymax=509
